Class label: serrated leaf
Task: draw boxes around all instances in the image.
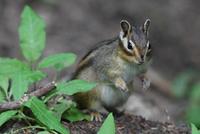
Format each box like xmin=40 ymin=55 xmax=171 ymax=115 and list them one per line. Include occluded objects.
xmin=11 ymin=72 xmax=29 ymax=100
xmin=0 ymin=58 xmax=30 ymax=76
xmin=19 ymin=6 xmax=46 ymax=61
xmin=62 ymin=106 xmax=90 ymax=122
xmin=0 ymin=110 xmax=17 ymax=127
xmin=191 ymin=123 xmax=200 ymax=134
xmin=98 ymin=113 xmax=115 ymax=134
xmin=38 ymin=53 xmax=76 ymax=71
xmin=24 ymin=97 xmax=69 ymax=134
xmin=57 ymin=80 xmax=96 ymax=95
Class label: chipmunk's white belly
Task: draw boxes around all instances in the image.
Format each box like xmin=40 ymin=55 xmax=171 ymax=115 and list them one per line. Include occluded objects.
xmin=98 ymin=84 xmax=130 ymax=108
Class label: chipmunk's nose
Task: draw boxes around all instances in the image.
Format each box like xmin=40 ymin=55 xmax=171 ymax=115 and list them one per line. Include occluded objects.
xmin=138 ymin=55 xmax=144 ymax=65
xmin=141 ymin=55 xmax=144 ymax=60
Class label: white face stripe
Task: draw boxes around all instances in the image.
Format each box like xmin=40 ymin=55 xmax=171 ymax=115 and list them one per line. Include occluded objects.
xmin=144 ymin=41 xmax=150 ymax=61
xmin=119 ymin=31 xmax=136 ymax=53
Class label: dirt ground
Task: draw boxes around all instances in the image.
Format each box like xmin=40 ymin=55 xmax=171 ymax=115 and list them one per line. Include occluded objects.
xmin=0 ymin=0 xmax=199 ymax=124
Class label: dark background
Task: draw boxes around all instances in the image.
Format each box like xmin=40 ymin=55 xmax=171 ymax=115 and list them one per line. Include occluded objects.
xmin=0 ymin=0 xmax=199 ymax=123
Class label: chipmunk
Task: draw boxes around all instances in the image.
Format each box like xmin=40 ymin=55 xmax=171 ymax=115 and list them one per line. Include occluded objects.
xmin=72 ymin=19 xmax=152 ymax=121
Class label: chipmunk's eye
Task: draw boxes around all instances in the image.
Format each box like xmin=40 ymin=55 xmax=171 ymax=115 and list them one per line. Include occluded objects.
xmin=127 ymin=41 xmax=133 ymax=50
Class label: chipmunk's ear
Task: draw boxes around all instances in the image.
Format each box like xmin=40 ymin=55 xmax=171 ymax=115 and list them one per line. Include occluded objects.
xmin=120 ymin=20 xmax=132 ymax=38
xmin=142 ymin=19 xmax=151 ymax=35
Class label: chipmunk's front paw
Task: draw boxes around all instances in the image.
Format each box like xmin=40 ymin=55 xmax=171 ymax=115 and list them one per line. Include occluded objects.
xmin=90 ymin=111 xmax=102 ymax=122
xmin=115 ymin=78 xmax=129 ymax=92
xmin=142 ymin=78 xmax=151 ymax=90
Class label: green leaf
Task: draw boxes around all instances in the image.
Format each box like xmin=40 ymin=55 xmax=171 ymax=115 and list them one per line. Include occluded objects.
xmin=186 ymin=104 xmax=200 ymax=127
xmin=24 ymin=97 xmax=69 ymax=134
xmin=191 ymin=123 xmax=200 ymax=134
xmin=62 ymin=106 xmax=90 ymax=122
xmin=11 ymin=72 xmax=29 ymax=100
xmin=0 ymin=76 xmax=9 ymax=100
xmin=52 ymin=100 xmax=72 ymax=121
xmin=98 ymin=113 xmax=115 ymax=134
xmin=10 ymin=70 xmax=45 ymax=100
xmin=26 ymin=70 xmax=46 ymax=84
xmin=190 ymin=83 xmax=200 ymax=102
xmin=0 ymin=88 xmax=6 ymax=103
xmin=37 ymin=131 xmax=51 ymax=134
xmin=0 ymin=76 xmax=9 ymax=91
xmin=0 ymin=110 xmax=17 ymax=127
xmin=19 ymin=6 xmax=46 ymax=61
xmin=171 ymin=71 xmax=194 ymax=98
xmin=0 ymin=58 xmax=30 ymax=76
xmin=38 ymin=53 xmax=76 ymax=71
xmin=57 ymin=80 xmax=96 ymax=95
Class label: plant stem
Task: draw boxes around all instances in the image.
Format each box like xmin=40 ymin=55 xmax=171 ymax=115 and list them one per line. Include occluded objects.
xmin=12 ymin=125 xmax=47 ymax=134
xmin=31 ymin=61 xmax=37 ymax=91
xmin=43 ymin=92 xmax=58 ymax=103
xmin=17 ymin=110 xmax=36 ymax=123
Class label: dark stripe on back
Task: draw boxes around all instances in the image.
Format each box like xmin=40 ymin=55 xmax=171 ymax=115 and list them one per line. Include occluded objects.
xmin=81 ymin=37 xmax=118 ymax=61
xmin=71 ymin=37 xmax=118 ymax=79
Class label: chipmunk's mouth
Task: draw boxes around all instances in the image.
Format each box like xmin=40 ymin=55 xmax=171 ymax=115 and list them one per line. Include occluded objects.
xmin=138 ymin=61 xmax=144 ymax=65
xmin=133 ymin=57 xmax=144 ymax=65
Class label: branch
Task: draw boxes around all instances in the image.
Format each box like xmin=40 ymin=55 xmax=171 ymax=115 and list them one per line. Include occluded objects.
xmin=0 ymin=82 xmax=56 ymax=112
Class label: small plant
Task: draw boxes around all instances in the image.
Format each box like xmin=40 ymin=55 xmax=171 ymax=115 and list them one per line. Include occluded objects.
xmin=0 ymin=5 xmax=115 ymax=134
xmin=191 ymin=123 xmax=200 ymax=134
xmin=171 ymin=70 xmax=200 ymax=128
xmin=97 ymin=113 xmax=115 ymax=134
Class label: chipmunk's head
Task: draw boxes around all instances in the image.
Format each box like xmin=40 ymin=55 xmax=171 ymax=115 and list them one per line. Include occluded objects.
xmin=118 ymin=19 xmax=152 ymax=65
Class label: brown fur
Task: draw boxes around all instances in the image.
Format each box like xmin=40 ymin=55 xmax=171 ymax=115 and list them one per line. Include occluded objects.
xmin=73 ymin=88 xmax=99 ymax=109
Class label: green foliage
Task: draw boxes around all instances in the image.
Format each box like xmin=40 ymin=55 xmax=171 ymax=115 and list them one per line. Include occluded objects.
xmin=0 ymin=88 xmax=6 ymax=103
xmin=191 ymin=124 xmax=200 ymax=134
xmin=11 ymin=72 xmax=29 ymax=100
xmin=187 ymin=83 xmax=200 ymax=127
xmin=57 ymin=79 xmax=96 ymax=95
xmin=38 ymin=53 xmax=76 ymax=71
xmin=172 ymin=70 xmax=200 ymax=128
xmin=97 ymin=113 xmax=115 ymax=134
xmin=24 ymin=97 xmax=69 ymax=134
xmin=187 ymin=105 xmax=200 ymax=127
xmin=171 ymin=70 xmax=194 ymax=98
xmin=52 ymin=100 xmax=72 ymax=121
xmin=0 ymin=5 xmax=101 ymax=133
xmin=19 ymin=6 xmax=46 ymax=62
xmin=0 ymin=76 xmax=9 ymax=96
xmin=26 ymin=70 xmax=46 ymax=84
xmin=62 ymin=106 xmax=90 ymax=122
xmin=0 ymin=58 xmax=30 ymax=76
xmin=190 ymin=83 xmax=200 ymax=102
xmin=0 ymin=110 xmax=17 ymax=127
xmin=37 ymin=131 xmax=51 ymax=134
